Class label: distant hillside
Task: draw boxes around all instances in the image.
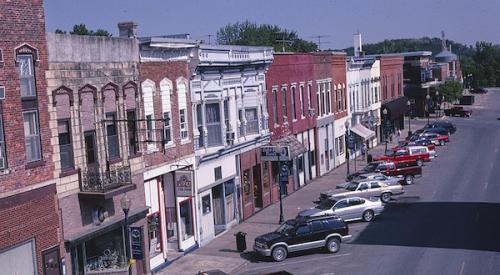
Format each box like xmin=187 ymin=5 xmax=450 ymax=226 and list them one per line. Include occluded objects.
xmin=340 ymin=37 xmax=474 ymax=58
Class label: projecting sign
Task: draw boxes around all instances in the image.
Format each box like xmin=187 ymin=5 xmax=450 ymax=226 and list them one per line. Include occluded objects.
xmin=175 ymin=171 xmax=193 ymax=197
xmin=130 ymin=227 xmax=144 ymax=260
xmin=348 ymin=134 xmax=356 ymax=150
xmin=261 ymin=145 xmax=291 ymax=161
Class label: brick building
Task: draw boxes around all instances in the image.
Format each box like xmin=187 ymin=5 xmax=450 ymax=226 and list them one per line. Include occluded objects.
xmin=266 ymin=53 xmax=317 ymax=197
xmin=45 ymin=32 xmax=150 ymax=274
xmin=0 ymin=1 xmax=61 ymax=274
xmin=138 ymin=35 xmax=197 ymax=269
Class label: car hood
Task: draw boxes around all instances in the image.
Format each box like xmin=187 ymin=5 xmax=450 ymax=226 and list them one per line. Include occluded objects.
xmin=336 ymin=182 xmax=350 ymax=189
xmin=255 ymin=232 xmax=285 ymax=243
xmin=297 ymin=207 xmax=324 ymax=217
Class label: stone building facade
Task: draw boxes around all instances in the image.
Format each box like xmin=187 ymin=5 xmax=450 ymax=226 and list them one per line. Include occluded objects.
xmin=45 ymin=33 xmax=150 ymax=275
xmin=0 ymin=1 xmax=61 ymax=274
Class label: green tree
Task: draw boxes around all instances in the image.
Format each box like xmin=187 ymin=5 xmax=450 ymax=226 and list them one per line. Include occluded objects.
xmin=437 ymin=81 xmax=463 ymax=106
xmin=54 ymin=29 xmax=66 ymax=34
xmin=67 ymin=24 xmax=112 ymax=37
xmin=216 ymin=21 xmax=317 ymax=52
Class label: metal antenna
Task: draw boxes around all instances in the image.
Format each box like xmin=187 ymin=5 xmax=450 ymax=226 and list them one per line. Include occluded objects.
xmin=308 ymin=35 xmax=331 ymax=51
xmin=441 ymin=30 xmax=446 ymax=51
xmin=276 ymin=32 xmax=293 ymax=52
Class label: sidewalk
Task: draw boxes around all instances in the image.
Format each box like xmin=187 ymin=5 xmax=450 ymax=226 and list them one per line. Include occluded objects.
xmin=156 ymin=138 xmax=405 ymax=275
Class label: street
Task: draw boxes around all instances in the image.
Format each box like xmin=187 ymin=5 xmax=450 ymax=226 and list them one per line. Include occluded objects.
xmin=233 ymin=89 xmax=500 ymax=275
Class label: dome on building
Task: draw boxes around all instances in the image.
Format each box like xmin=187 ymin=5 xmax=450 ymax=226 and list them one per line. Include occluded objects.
xmin=435 ymin=50 xmax=458 ymax=63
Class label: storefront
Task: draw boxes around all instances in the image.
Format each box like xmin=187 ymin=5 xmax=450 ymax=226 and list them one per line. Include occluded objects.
xmin=381 ymin=96 xmax=409 ymax=139
xmin=144 ymin=168 xmax=196 ymax=270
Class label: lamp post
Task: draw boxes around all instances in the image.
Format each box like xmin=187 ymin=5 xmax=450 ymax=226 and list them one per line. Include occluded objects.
xmin=382 ymin=108 xmax=388 ymax=153
xmin=406 ymin=100 xmax=412 ymax=137
xmin=121 ymin=194 xmax=132 ymax=275
xmin=426 ymin=94 xmax=431 ymax=125
xmin=435 ymin=91 xmax=440 ymax=119
xmin=344 ymin=120 xmax=350 ymax=179
xmin=276 ymin=144 xmax=284 ymax=224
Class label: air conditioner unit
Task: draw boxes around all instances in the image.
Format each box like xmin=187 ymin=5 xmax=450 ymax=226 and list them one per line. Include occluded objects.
xmin=0 ymin=86 xmax=4 ymax=100
xmin=92 ymin=206 xmax=108 ymax=225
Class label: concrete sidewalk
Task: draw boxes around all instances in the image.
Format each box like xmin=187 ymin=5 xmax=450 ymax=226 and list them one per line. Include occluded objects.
xmin=155 ymin=134 xmax=418 ymax=275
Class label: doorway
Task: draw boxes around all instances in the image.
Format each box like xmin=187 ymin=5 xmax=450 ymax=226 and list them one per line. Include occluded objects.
xmin=212 ymin=184 xmax=225 ymax=235
xmin=253 ymin=164 xmax=263 ymax=209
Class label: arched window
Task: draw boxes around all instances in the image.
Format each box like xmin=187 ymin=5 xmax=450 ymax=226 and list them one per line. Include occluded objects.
xmin=177 ymin=78 xmax=189 ymax=141
xmin=160 ymin=78 xmax=173 ymax=146
xmin=142 ymin=80 xmax=156 ymax=151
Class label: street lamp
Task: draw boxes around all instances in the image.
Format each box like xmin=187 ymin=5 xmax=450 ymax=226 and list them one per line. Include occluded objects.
xmin=435 ymin=91 xmax=440 ymax=119
xmin=426 ymin=94 xmax=431 ymax=125
xmin=382 ymin=108 xmax=388 ymax=153
xmin=120 ymin=194 xmax=132 ymax=275
xmin=276 ymin=144 xmax=284 ymax=224
xmin=344 ymin=120 xmax=350 ymax=179
xmin=406 ymin=100 xmax=412 ymax=137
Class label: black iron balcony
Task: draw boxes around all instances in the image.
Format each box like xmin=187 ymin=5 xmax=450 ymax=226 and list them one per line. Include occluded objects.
xmin=79 ymin=165 xmax=135 ymax=199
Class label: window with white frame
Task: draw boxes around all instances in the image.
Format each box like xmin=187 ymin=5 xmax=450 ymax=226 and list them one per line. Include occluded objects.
xmin=177 ymin=81 xmax=188 ymax=140
xmin=307 ymin=83 xmax=312 ymax=114
xmin=142 ymin=81 xmax=156 ymax=150
xmin=299 ymin=85 xmax=305 ymax=117
xmin=327 ymin=82 xmax=331 ymax=114
xmin=272 ymin=88 xmax=278 ymax=124
xmin=17 ymin=55 xmax=36 ymax=97
xmin=281 ymin=87 xmax=287 ymax=122
xmin=23 ymin=111 xmax=42 ymax=162
xmin=291 ymin=86 xmax=297 ymax=120
xmin=0 ymin=111 xmax=6 ymax=169
xmin=160 ymin=79 xmax=173 ymax=146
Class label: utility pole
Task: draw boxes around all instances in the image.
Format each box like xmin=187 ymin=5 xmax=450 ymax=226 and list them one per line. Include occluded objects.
xmin=312 ymin=35 xmax=330 ymax=51
xmin=276 ymin=32 xmax=292 ymax=52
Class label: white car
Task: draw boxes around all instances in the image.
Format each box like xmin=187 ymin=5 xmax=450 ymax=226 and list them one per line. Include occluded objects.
xmin=407 ymin=145 xmax=437 ymax=159
xmin=299 ymin=196 xmax=385 ymax=222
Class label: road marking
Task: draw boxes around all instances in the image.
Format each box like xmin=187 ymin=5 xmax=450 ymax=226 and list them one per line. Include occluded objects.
xmin=459 ymin=261 xmax=465 ymax=275
xmin=245 ymin=253 xmax=351 ymax=272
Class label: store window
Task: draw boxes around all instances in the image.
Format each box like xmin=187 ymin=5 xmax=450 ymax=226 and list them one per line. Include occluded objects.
xmin=83 ymin=227 xmax=126 ymax=273
xmin=242 ymin=169 xmax=252 ymax=203
xmin=148 ymin=213 xmax=162 ymax=259
xmin=202 ymin=195 xmax=211 ymax=215
xmin=179 ymin=199 xmax=194 ymax=241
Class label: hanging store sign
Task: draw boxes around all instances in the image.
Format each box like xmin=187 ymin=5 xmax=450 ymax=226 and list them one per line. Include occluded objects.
xmin=175 ymin=171 xmax=193 ymax=197
xmin=261 ymin=145 xmax=291 ymax=161
xmin=130 ymin=227 xmax=144 ymax=260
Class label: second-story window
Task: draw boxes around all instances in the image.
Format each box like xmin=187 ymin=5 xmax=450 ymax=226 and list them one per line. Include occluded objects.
xmin=106 ymin=113 xmax=120 ymax=159
xmin=245 ymin=108 xmax=258 ymax=134
xmin=0 ymin=110 xmax=6 ymax=170
xmin=23 ymin=111 xmax=42 ymax=162
xmin=308 ymin=83 xmax=312 ymax=115
xmin=160 ymin=79 xmax=173 ymax=147
xmin=163 ymin=112 xmax=172 ymax=145
xmin=179 ymin=110 xmax=188 ymax=140
xmin=127 ymin=110 xmax=138 ymax=155
xmin=272 ymin=89 xmax=278 ymax=124
xmin=58 ymin=120 xmax=74 ymax=170
xmin=291 ymin=86 xmax=297 ymax=120
xmin=177 ymin=81 xmax=189 ymax=141
xmin=206 ymin=103 xmax=222 ymax=146
xmin=327 ymin=82 xmax=331 ymax=114
xmin=17 ymin=55 xmax=36 ymax=98
xmin=281 ymin=87 xmax=287 ymax=123
xmin=299 ymin=85 xmax=305 ymax=117
xmin=146 ymin=115 xmax=154 ymax=142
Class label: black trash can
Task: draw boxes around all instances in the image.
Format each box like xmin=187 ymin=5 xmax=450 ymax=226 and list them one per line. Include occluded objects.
xmin=367 ymin=154 xmax=373 ymax=163
xmin=235 ymin=232 xmax=247 ymax=252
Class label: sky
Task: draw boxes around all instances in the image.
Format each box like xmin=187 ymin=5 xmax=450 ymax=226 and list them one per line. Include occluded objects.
xmin=44 ymin=0 xmax=500 ymax=50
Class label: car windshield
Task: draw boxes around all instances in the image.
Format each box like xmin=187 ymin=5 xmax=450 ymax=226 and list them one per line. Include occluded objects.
xmin=315 ymin=199 xmax=337 ymax=210
xmin=275 ymin=220 xmax=296 ymax=235
xmin=345 ymin=182 xmax=359 ymax=191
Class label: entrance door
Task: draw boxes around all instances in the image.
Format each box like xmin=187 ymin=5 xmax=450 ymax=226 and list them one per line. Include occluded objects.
xmin=252 ymin=164 xmax=263 ymax=209
xmin=212 ymin=184 xmax=225 ymax=235
xmin=42 ymin=247 xmax=62 ymax=275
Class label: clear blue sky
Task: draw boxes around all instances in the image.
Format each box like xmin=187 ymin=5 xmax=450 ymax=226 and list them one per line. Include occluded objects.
xmin=44 ymin=0 xmax=500 ymax=50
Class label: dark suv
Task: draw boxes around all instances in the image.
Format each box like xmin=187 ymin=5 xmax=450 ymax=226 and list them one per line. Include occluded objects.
xmin=253 ymin=215 xmax=351 ymax=261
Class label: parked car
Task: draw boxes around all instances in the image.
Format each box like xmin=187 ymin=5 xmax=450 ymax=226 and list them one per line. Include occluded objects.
xmin=471 ymin=87 xmax=488 ymax=94
xmin=402 ymin=138 xmax=437 ymax=152
xmin=397 ymin=145 xmax=437 ymax=160
xmin=374 ymin=148 xmax=429 ymax=166
xmin=345 ymin=173 xmax=401 ymax=186
xmin=347 ymin=161 xmax=422 ymax=185
xmin=444 ymin=106 xmax=472 ymax=117
xmin=299 ymin=196 xmax=385 ymax=222
xmin=320 ymin=180 xmax=405 ymax=203
xmin=419 ymin=132 xmax=449 ymax=146
xmin=253 ymin=215 xmax=351 ymax=262
xmin=424 ymin=127 xmax=450 ymax=136
xmin=426 ymin=121 xmax=456 ymax=134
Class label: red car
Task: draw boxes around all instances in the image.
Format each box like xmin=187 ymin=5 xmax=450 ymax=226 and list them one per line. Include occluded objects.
xmin=375 ymin=148 xmax=429 ymax=166
xmin=420 ymin=133 xmax=449 ymax=146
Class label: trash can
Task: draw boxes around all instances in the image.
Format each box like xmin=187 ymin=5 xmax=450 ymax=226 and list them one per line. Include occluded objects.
xmin=367 ymin=154 xmax=373 ymax=163
xmin=235 ymin=232 xmax=247 ymax=252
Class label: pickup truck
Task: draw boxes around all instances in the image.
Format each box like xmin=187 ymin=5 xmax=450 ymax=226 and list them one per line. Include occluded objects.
xmin=374 ymin=148 xmax=430 ymax=167
xmin=348 ymin=160 xmax=422 ymax=185
xmin=444 ymin=106 xmax=472 ymax=117
xmin=319 ymin=180 xmax=404 ymax=203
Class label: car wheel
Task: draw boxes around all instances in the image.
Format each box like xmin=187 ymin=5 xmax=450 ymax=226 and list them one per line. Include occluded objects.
xmin=271 ymin=246 xmax=288 ymax=262
xmin=326 ymin=237 xmax=340 ymax=253
xmin=416 ymin=158 xmax=423 ymax=167
xmin=405 ymin=174 xmax=414 ymax=185
xmin=362 ymin=210 xmax=375 ymax=222
xmin=440 ymin=140 xmax=445 ymax=146
xmin=381 ymin=192 xmax=391 ymax=203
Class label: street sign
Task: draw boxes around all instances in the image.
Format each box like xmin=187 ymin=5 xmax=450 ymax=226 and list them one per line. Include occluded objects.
xmin=348 ymin=134 xmax=356 ymax=150
xmin=261 ymin=145 xmax=291 ymax=161
xmin=175 ymin=171 xmax=193 ymax=197
xmin=130 ymin=227 xmax=144 ymax=260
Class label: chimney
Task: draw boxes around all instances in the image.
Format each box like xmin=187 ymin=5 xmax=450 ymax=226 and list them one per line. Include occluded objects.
xmin=118 ymin=21 xmax=137 ymax=38
xmin=354 ymin=32 xmax=362 ymax=57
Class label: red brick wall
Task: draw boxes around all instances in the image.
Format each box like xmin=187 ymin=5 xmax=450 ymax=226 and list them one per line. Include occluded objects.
xmin=266 ymin=53 xmax=317 ymax=141
xmin=330 ymin=54 xmax=348 ymax=120
xmin=380 ymin=55 xmax=404 ymax=103
xmin=0 ymin=0 xmax=54 ymax=192
xmin=139 ymin=62 xmax=195 ymax=167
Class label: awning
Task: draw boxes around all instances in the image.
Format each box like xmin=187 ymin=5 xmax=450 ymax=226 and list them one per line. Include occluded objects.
xmin=270 ymin=135 xmax=307 ymax=159
xmin=351 ymin=124 xmax=375 ymax=140
xmin=382 ymin=96 xmax=409 ymax=120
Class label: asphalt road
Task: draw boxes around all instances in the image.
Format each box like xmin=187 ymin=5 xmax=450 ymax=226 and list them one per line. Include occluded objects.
xmin=236 ymin=88 xmax=500 ymax=275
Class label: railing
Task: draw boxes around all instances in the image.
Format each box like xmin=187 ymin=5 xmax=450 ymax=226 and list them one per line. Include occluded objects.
xmin=80 ymin=165 xmax=132 ymax=193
